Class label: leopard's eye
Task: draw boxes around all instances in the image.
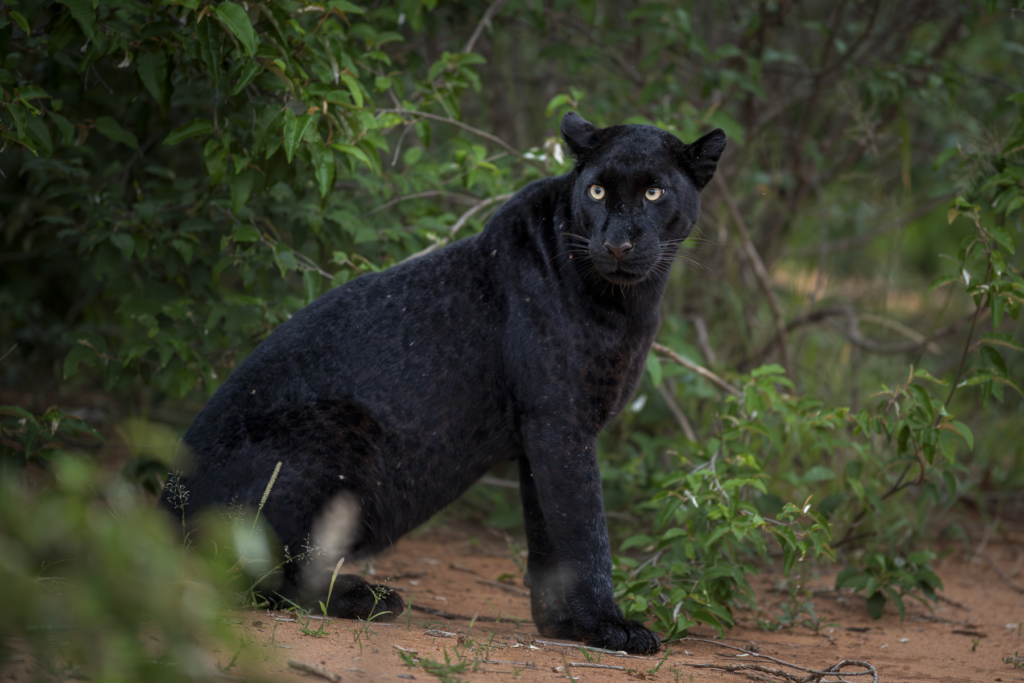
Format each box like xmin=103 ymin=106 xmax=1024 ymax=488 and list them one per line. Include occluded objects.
xmin=588 ymin=185 xmax=606 ymax=201
xmin=645 ymin=187 xmax=664 ymax=201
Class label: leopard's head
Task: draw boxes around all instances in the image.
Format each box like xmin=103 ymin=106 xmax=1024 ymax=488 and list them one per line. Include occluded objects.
xmin=560 ymin=111 xmax=725 ymax=286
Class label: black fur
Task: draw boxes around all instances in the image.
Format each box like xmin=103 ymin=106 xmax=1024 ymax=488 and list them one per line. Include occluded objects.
xmin=160 ymin=112 xmax=725 ymax=655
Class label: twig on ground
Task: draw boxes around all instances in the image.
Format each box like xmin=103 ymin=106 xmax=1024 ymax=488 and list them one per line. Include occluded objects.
xmin=936 ymin=593 xmax=971 ymax=611
xmin=982 ymin=554 xmax=1024 ymax=594
xmin=714 ymin=174 xmax=791 ymax=374
xmin=569 ymin=662 xmax=626 ymax=671
xmin=393 ymin=645 xmax=418 ymax=655
xmin=668 ymin=637 xmax=878 ymax=682
xmin=651 ymin=342 xmax=739 ymax=396
xmin=486 ymin=659 xmax=536 ymax=668
xmin=475 ymin=577 xmax=530 ymax=597
xmin=287 ymin=659 xmax=340 ymax=682
xmin=411 ymin=604 xmax=518 ymax=623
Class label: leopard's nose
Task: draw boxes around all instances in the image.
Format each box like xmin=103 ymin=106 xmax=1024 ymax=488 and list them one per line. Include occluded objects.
xmin=604 ymin=241 xmax=633 ymax=261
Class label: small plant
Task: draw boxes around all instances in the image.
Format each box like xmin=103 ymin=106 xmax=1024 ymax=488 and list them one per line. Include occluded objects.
xmin=1003 ymin=651 xmax=1023 ymax=669
xmin=835 ymin=551 xmax=943 ymax=620
xmin=397 ymin=648 xmax=475 ymax=683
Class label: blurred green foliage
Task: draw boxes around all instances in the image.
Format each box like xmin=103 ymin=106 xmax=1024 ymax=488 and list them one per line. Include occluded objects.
xmin=1 ymin=0 xmax=1023 ymax=666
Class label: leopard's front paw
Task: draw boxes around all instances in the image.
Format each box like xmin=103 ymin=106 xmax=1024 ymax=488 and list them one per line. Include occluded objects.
xmin=582 ymin=619 xmax=660 ymax=655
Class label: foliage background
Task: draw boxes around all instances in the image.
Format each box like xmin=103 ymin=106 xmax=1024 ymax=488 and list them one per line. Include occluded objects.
xmin=1 ymin=0 xmax=1023 ymax=675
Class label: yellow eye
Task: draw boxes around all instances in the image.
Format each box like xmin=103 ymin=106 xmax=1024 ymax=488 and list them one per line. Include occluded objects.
xmin=645 ymin=187 xmax=664 ymax=201
xmin=589 ymin=185 xmax=606 ymax=201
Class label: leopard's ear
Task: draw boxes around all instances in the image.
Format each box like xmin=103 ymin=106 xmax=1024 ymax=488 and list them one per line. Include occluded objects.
xmin=561 ymin=111 xmax=600 ymax=159
xmin=679 ymin=128 xmax=727 ymax=190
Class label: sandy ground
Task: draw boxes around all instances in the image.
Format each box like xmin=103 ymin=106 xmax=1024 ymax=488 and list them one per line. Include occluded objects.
xmin=2 ymin=526 xmax=1021 ymax=682
xmin=219 ymin=527 xmax=1024 ymax=683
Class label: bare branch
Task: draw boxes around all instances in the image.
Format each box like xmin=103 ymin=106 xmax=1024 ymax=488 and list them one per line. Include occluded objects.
xmin=651 ymin=342 xmax=739 ymax=397
xmin=450 ymin=193 xmax=513 ymax=237
xmin=463 ymin=0 xmax=508 ymax=54
xmin=786 ymin=194 xmax=953 ymax=257
xmin=714 ymin=173 xmax=791 ymax=373
xmin=376 ymin=108 xmax=524 ymax=160
xmin=657 ymin=382 xmax=698 ymax=443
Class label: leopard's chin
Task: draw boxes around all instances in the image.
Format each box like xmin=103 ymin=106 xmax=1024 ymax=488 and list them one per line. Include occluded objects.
xmin=601 ymin=269 xmax=648 ymax=285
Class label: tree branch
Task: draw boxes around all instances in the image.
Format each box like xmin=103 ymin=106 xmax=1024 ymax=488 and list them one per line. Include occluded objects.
xmin=714 ymin=173 xmax=792 ymax=373
xmin=376 ymin=108 xmax=526 ymax=161
xmin=651 ymin=342 xmax=739 ymax=397
xmin=366 ymin=190 xmax=482 ymax=216
xmin=463 ymin=0 xmax=508 ymax=54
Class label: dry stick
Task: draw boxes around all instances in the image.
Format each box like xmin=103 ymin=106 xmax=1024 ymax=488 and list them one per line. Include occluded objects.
xmin=475 ymin=577 xmax=530 ymax=597
xmin=689 ymin=314 xmax=718 ymax=366
xmin=532 ymin=640 xmax=650 ymax=659
xmin=410 ymin=604 xmax=511 ymax=623
xmin=287 ymin=660 xmax=340 ymax=682
xmin=981 ymin=554 xmax=1024 ymax=595
xmin=671 ymin=637 xmax=878 ymax=682
xmin=713 ymin=173 xmax=791 ymax=374
xmin=462 ymin=0 xmax=508 ymax=53
xmin=657 ymin=382 xmax=699 ymax=442
xmin=450 ymin=193 xmax=515 ymax=237
xmin=569 ymin=662 xmax=627 ymax=671
xmin=786 ymin=194 xmax=954 ymax=257
xmin=651 ymin=342 xmax=739 ymax=396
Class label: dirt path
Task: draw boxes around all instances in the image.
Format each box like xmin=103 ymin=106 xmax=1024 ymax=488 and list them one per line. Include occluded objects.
xmin=233 ymin=527 xmax=1024 ymax=683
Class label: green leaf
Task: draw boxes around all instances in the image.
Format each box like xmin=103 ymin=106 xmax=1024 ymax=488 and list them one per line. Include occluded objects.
xmin=303 ymin=270 xmax=321 ymax=305
xmin=341 ymin=73 xmax=364 ymax=108
xmin=989 ymin=226 xmax=1016 ymax=254
xmin=912 ymin=368 xmax=947 ymax=385
xmin=49 ymin=111 xmax=75 ymax=145
xmin=331 ymin=142 xmax=372 ymax=169
xmin=63 ymin=344 xmax=95 ymax=379
xmin=9 ymin=11 xmax=31 ymax=35
xmin=231 ymin=222 xmax=260 ymax=243
xmin=928 ymin=274 xmax=959 ymax=291
xmin=866 ymin=591 xmax=886 ymax=620
xmin=328 ymin=0 xmax=366 ymax=14
xmin=283 ymin=113 xmax=314 ymax=163
xmin=231 ymin=59 xmax=264 ymax=96
xmin=57 ymin=0 xmax=96 ymax=40
xmin=215 ymin=2 xmax=257 ymax=57
xmin=137 ymin=50 xmax=169 ymax=114
xmin=164 ymin=118 xmax=214 ymax=146
xmin=94 ymin=116 xmax=139 ymax=149
xmin=230 ymin=169 xmax=255 ymax=214
xmin=979 ymin=332 xmax=1024 ymax=354
xmin=314 ymin=146 xmax=335 ymax=199
xmin=950 ymin=421 xmax=974 ymax=450
xmin=17 ymin=85 xmax=49 ymax=101
xmin=197 ymin=16 xmax=222 ymax=89
xmin=646 ymin=351 xmax=662 ymax=388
